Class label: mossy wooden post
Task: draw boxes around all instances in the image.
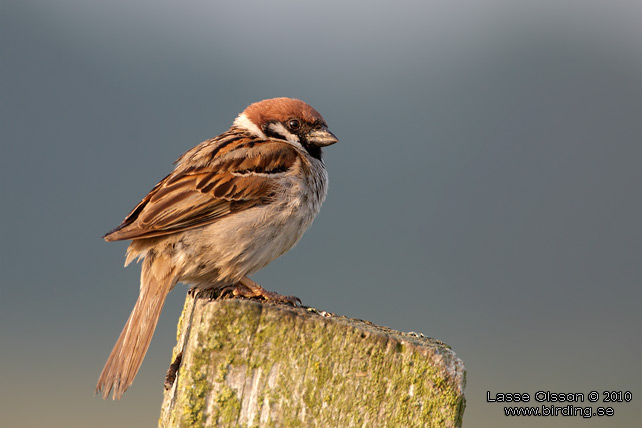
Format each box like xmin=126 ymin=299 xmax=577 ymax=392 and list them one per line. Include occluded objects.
xmin=159 ymin=296 xmax=466 ymax=427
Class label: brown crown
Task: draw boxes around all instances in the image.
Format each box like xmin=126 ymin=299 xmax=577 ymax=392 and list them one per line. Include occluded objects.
xmin=242 ymin=98 xmax=326 ymax=127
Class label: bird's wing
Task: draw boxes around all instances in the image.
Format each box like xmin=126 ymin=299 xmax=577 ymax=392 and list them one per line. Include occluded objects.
xmin=104 ymin=139 xmax=300 ymax=241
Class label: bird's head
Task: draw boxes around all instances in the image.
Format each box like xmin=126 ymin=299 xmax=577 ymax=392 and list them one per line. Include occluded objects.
xmin=234 ymin=98 xmax=339 ymax=159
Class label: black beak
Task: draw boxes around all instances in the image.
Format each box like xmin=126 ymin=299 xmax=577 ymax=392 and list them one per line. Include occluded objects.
xmin=306 ymin=127 xmax=339 ymax=147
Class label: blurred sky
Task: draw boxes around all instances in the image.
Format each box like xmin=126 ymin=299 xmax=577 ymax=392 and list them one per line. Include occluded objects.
xmin=1 ymin=1 xmax=640 ymax=427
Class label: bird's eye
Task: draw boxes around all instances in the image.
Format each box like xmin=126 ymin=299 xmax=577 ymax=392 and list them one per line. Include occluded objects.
xmin=288 ymin=119 xmax=301 ymax=130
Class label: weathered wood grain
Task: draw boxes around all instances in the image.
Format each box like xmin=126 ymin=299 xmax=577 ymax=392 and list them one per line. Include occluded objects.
xmin=159 ymin=295 xmax=466 ymax=427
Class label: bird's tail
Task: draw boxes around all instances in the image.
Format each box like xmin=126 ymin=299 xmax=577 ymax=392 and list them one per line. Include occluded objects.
xmin=96 ymin=253 xmax=177 ymax=400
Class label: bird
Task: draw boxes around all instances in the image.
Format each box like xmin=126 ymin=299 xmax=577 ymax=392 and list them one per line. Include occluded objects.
xmin=95 ymin=97 xmax=338 ymax=400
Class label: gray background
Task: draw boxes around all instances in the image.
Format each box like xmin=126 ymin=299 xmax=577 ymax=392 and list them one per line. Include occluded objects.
xmin=1 ymin=1 xmax=640 ymax=427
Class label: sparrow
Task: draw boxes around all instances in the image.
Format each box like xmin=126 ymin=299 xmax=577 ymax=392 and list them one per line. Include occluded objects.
xmin=96 ymin=98 xmax=338 ymax=400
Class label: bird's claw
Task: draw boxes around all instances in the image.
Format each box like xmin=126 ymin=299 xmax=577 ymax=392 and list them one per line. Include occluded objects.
xmin=220 ymin=283 xmax=301 ymax=306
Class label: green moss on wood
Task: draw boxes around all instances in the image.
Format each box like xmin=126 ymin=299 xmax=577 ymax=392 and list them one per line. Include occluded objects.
xmin=160 ymin=298 xmax=466 ymax=427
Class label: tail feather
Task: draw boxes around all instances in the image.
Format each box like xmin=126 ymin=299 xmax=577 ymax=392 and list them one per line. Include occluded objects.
xmin=96 ymin=253 xmax=176 ymax=400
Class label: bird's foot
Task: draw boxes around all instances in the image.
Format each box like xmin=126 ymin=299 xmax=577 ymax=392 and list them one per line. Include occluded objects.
xmin=189 ymin=287 xmax=221 ymax=300
xmin=221 ymin=276 xmax=301 ymax=306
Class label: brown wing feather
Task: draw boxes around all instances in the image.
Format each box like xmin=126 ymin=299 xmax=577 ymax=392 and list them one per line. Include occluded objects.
xmin=104 ymin=139 xmax=299 ymax=241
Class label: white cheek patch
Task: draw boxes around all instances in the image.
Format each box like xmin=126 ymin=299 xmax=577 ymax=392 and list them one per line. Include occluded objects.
xmin=233 ymin=113 xmax=266 ymax=139
xmin=267 ymin=122 xmax=300 ymax=144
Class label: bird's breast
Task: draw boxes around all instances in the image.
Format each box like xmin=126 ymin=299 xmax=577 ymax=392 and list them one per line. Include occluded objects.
xmin=176 ymin=159 xmax=328 ymax=287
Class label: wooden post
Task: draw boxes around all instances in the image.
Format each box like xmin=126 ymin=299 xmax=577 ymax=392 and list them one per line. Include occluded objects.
xmin=159 ymin=295 xmax=466 ymax=427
